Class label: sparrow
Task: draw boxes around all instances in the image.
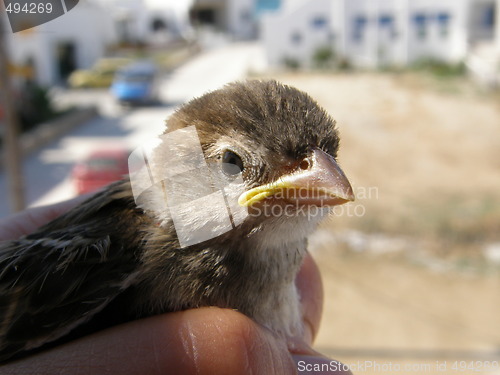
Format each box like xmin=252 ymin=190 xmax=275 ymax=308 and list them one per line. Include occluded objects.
xmin=0 ymin=80 xmax=354 ymax=363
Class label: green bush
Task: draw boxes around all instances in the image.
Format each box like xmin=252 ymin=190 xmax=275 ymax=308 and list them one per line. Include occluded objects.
xmin=282 ymin=56 xmax=301 ymax=70
xmin=337 ymin=57 xmax=353 ymax=71
xmin=411 ymin=58 xmax=465 ymax=78
xmin=17 ymin=83 xmax=56 ymax=132
xmin=312 ymin=46 xmax=336 ymax=68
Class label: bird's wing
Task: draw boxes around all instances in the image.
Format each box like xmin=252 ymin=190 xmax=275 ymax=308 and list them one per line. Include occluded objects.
xmin=0 ymin=228 xmax=135 ymax=360
xmin=0 ymin=215 xmax=140 ymax=362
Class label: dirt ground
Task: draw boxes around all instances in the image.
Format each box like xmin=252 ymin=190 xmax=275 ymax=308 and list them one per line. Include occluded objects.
xmin=270 ymin=72 xmax=500 ymax=374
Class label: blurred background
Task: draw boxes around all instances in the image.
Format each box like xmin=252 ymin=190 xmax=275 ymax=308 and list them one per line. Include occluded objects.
xmin=0 ymin=0 xmax=499 ymax=373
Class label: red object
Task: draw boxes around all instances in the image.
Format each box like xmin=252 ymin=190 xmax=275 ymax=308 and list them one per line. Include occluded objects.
xmin=72 ymin=149 xmax=129 ymax=195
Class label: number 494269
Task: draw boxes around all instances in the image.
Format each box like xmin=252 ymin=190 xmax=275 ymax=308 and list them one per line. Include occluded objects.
xmin=5 ymin=2 xmax=53 ymax=14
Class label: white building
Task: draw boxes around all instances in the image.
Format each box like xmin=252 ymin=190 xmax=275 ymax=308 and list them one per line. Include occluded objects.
xmin=102 ymin=0 xmax=192 ymax=45
xmin=190 ymin=0 xmax=281 ymax=40
xmin=342 ymin=0 xmax=468 ymax=67
xmin=5 ymin=1 xmax=115 ymax=86
xmin=4 ymin=0 xmax=193 ymax=87
xmin=262 ymin=0 xmax=499 ymax=69
xmin=261 ymin=0 xmax=333 ymax=67
xmin=466 ymin=0 xmax=500 ymax=86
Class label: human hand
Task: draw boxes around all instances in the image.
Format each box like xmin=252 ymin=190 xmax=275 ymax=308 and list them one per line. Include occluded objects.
xmin=0 ymin=198 xmax=351 ymax=374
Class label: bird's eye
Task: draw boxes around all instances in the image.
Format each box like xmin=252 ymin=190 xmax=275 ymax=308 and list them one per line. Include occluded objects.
xmin=222 ymin=150 xmax=244 ymax=176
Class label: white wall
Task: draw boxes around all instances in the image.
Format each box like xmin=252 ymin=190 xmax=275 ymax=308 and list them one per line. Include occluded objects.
xmin=262 ymin=0 xmax=332 ymax=67
xmin=97 ymin=0 xmax=190 ymax=44
xmin=7 ymin=1 xmax=115 ymax=86
xmin=263 ymin=0 xmax=470 ymax=69
xmin=406 ymin=0 xmax=467 ymax=63
xmin=341 ymin=0 xmax=408 ymax=67
xmin=228 ymin=0 xmax=255 ymax=39
xmin=497 ymin=0 xmax=500 ymax=53
xmin=341 ymin=0 xmax=467 ymax=67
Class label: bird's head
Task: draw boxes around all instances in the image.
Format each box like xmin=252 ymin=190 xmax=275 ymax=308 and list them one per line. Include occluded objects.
xmin=145 ymin=80 xmax=354 ymax=248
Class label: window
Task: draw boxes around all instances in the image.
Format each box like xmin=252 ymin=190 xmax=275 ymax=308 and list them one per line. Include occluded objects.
xmin=379 ymin=14 xmax=393 ymax=27
xmin=483 ymin=5 xmax=495 ymax=28
xmin=151 ymin=18 xmax=167 ymax=32
xmin=413 ymin=13 xmax=427 ymax=40
xmin=311 ymin=16 xmax=328 ymax=29
xmin=195 ymin=9 xmax=216 ymax=25
xmin=437 ymin=12 xmax=451 ymax=38
xmin=291 ymin=31 xmax=302 ymax=45
xmin=240 ymin=10 xmax=252 ymax=22
xmin=379 ymin=14 xmax=397 ymax=39
xmin=352 ymin=15 xmax=367 ymax=42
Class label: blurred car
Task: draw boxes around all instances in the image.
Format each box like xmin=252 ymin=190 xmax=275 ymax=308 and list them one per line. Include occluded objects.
xmin=110 ymin=61 xmax=159 ymax=105
xmin=72 ymin=149 xmax=129 ymax=195
xmin=68 ymin=57 xmax=133 ymax=88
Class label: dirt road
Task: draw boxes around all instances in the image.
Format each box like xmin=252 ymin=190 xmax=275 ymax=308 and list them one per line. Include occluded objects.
xmin=272 ymin=72 xmax=500 ymax=374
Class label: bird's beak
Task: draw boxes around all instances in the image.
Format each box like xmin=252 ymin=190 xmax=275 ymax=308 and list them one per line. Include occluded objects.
xmin=238 ymin=148 xmax=355 ymax=207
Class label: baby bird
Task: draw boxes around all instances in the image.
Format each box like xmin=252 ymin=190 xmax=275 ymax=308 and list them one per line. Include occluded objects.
xmin=0 ymin=80 xmax=354 ymax=362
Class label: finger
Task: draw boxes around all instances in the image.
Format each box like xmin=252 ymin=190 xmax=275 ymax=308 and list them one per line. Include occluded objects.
xmin=295 ymin=252 xmax=324 ymax=345
xmin=1 ymin=308 xmax=297 ymax=375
